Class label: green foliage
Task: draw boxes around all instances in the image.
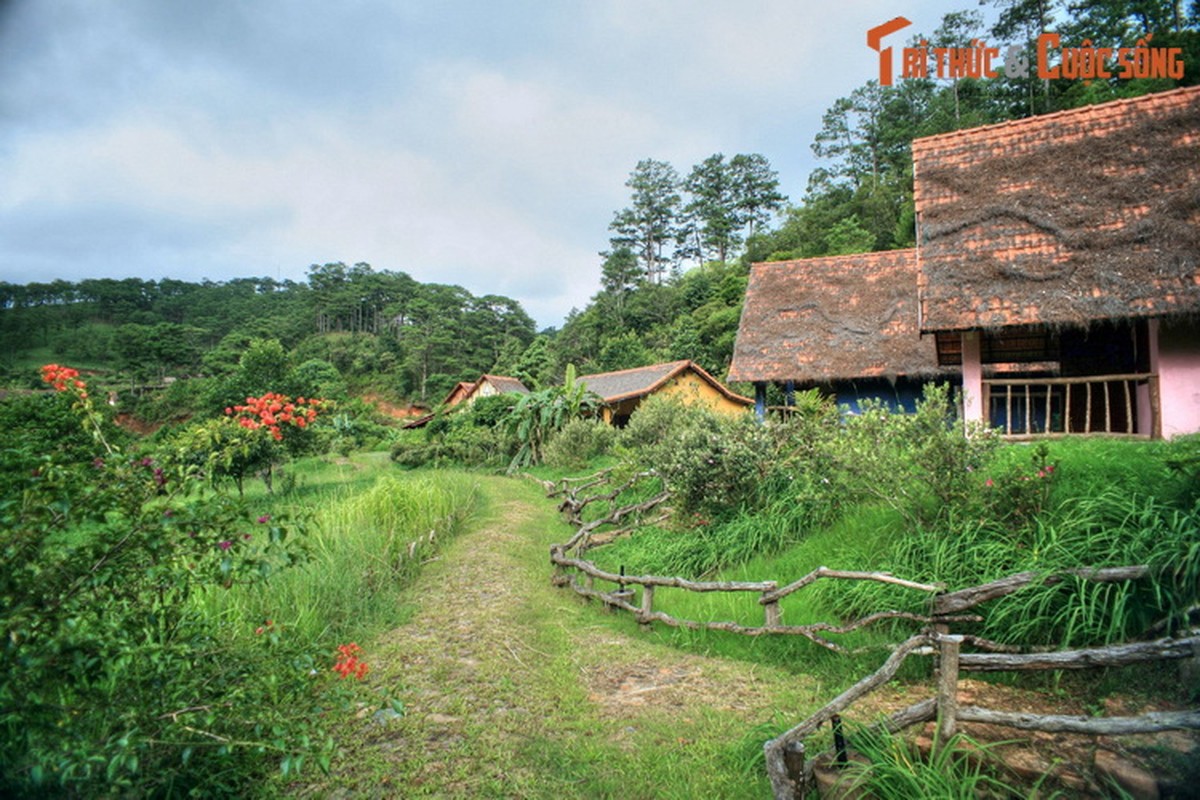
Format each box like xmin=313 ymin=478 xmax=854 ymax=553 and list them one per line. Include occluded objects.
xmin=504 ymin=366 xmax=601 ymax=470
xmin=840 ymin=726 xmax=1022 ymax=799
xmin=390 ymin=418 xmax=515 ymax=470
xmin=543 ymin=417 xmax=616 ymax=471
xmin=168 ymin=416 xmax=278 ymax=496
xmin=0 ymin=374 xmax=344 ymax=797
xmin=825 ymin=384 xmax=1001 ymax=527
xmin=289 ymin=358 xmax=348 ymax=402
xmin=466 ymin=393 xmax=521 ymax=428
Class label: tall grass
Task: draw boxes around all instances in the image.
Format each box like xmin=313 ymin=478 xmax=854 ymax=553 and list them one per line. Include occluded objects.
xmin=839 ymin=726 xmax=1025 ymax=799
xmin=196 ymin=471 xmax=483 ymax=645
xmin=586 ymin=436 xmax=1199 ymax=665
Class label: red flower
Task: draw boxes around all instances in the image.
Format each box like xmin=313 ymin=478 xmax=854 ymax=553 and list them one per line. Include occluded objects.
xmin=332 ymin=642 xmax=369 ymax=679
xmin=41 ymin=364 xmax=85 ymax=394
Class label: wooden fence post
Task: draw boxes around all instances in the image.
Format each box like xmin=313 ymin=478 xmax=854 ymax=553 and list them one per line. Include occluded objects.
xmin=639 ymin=585 xmax=655 ymax=628
xmin=764 ymin=598 xmax=781 ymax=627
xmin=936 ymin=634 xmax=963 ymax=741
xmin=783 ymin=740 xmax=806 ymax=800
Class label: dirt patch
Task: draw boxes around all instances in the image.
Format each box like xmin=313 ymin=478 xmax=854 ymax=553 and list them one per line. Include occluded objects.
xmin=832 ymin=677 xmax=1199 ymax=797
xmin=360 ymin=393 xmax=426 ymax=420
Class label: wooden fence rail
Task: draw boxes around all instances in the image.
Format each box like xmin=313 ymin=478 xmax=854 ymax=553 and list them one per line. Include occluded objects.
xmin=536 ymin=470 xmax=1199 ymax=800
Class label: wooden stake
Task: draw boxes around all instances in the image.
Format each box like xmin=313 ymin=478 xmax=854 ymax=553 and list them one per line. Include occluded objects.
xmin=936 ymin=634 xmax=963 ymax=741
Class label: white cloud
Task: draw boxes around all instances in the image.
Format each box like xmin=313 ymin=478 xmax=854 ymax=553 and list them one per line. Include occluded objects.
xmin=0 ymin=0 xmax=994 ymax=328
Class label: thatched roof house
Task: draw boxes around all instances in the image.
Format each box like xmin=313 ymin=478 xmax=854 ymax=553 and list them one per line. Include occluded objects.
xmin=578 ymin=360 xmax=751 ymax=426
xmin=912 ymin=85 xmax=1200 ymax=438
xmin=729 ymin=249 xmax=954 ymax=410
xmin=914 ymin=86 xmax=1200 ymax=333
xmin=730 ymin=86 xmax=1200 ymax=437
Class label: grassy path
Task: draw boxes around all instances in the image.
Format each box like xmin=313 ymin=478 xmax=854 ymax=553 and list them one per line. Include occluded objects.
xmin=304 ymin=474 xmax=817 ymax=799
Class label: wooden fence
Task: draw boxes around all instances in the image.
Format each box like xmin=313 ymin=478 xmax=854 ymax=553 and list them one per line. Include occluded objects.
xmin=542 ymin=470 xmax=975 ymax=652
xmin=538 ymin=470 xmax=1200 ymax=800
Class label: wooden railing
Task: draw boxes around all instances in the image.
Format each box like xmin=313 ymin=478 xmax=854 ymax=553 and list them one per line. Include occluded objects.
xmin=983 ymin=372 xmax=1159 ymax=438
xmin=536 ymin=470 xmax=1198 ymax=799
xmin=539 ymin=471 xmax=967 ymax=652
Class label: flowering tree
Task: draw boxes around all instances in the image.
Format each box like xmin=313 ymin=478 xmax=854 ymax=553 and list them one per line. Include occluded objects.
xmin=172 ymin=393 xmax=328 ymax=495
xmin=0 ymin=366 xmax=348 ymax=795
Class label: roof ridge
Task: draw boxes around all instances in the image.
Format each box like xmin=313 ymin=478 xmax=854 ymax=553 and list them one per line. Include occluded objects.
xmin=752 ymin=248 xmax=918 ymax=270
xmin=912 ymin=85 xmax=1200 ymax=151
xmin=578 ymin=359 xmax=690 ymax=380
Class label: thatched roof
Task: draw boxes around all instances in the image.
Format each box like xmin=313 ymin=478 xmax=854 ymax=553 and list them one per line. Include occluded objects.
xmin=914 ymin=85 xmax=1200 ymax=332
xmin=578 ymin=360 xmax=750 ymax=405
xmin=728 ymin=250 xmax=949 ymax=384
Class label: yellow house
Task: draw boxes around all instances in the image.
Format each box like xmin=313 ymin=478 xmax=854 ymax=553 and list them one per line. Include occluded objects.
xmin=578 ymin=360 xmax=752 ymax=427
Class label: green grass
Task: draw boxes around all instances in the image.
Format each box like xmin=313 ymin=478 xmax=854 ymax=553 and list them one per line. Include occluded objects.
xmin=290 ymin=473 xmax=815 ymax=799
xmin=195 ymin=453 xmax=483 ymax=646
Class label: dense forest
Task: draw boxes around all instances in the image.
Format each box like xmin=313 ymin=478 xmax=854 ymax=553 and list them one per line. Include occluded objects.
xmin=2 ymin=0 xmax=1196 ymax=419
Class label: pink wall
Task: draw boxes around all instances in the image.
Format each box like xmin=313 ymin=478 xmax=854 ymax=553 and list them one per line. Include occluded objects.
xmin=961 ymin=332 xmax=985 ymax=425
xmin=1155 ymin=318 xmax=1200 ymax=439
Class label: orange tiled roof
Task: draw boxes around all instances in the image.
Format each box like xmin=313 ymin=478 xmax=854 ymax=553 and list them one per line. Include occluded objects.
xmin=728 ymin=250 xmax=950 ymax=384
xmin=914 ymin=86 xmax=1200 ymax=332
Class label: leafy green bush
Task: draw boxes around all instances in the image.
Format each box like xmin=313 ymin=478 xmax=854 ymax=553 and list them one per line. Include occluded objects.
xmin=0 ymin=367 xmax=358 ymax=796
xmin=829 ymin=384 xmax=1000 ymax=527
xmin=543 ymin=417 xmax=615 ymax=470
xmin=389 ymin=418 xmax=515 ymax=470
xmin=466 ymin=394 xmax=520 ymax=428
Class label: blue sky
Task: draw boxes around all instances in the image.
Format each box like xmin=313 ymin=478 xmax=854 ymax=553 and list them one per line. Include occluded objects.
xmin=0 ymin=1 xmax=989 ymax=328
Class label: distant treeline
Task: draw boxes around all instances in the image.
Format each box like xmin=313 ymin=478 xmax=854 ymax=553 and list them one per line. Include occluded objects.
xmin=0 ymin=263 xmax=536 ymax=403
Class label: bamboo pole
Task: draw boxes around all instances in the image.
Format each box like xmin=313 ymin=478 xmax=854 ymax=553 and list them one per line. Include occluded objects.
xmin=1006 ymin=385 xmax=1013 ymax=435
xmin=1104 ymin=381 xmax=1112 ymax=433
xmin=1085 ymin=382 xmax=1093 ymax=433
xmin=1065 ymin=382 xmax=1071 ymax=433
xmin=1045 ymin=383 xmax=1053 ymax=433
xmin=1024 ymin=383 xmax=1031 ymax=434
xmin=1123 ymin=379 xmax=1133 ymax=434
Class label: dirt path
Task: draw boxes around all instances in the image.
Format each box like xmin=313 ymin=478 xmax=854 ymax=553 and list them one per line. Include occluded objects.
xmin=300 ymin=474 xmax=1198 ymax=799
xmin=303 ymin=475 xmax=815 ymax=799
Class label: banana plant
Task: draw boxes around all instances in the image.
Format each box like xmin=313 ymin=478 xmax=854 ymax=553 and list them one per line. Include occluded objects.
xmin=504 ymin=364 xmax=601 ymax=471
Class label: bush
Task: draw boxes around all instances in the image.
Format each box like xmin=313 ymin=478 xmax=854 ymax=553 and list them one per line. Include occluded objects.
xmin=543 ymin=418 xmax=615 ymax=470
xmin=389 ymin=418 xmax=515 ymax=470
xmin=0 ymin=367 xmax=354 ymax=796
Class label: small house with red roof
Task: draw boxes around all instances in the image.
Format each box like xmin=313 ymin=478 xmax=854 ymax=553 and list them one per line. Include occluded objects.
xmin=578 ymin=360 xmax=752 ymax=427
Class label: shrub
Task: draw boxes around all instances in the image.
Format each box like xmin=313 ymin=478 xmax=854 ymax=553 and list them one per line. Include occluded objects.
xmin=0 ymin=366 xmax=353 ymax=796
xmin=389 ymin=419 xmax=515 ymax=470
xmin=543 ymin=417 xmax=615 ymax=470
xmin=830 ymin=384 xmax=1000 ymax=527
